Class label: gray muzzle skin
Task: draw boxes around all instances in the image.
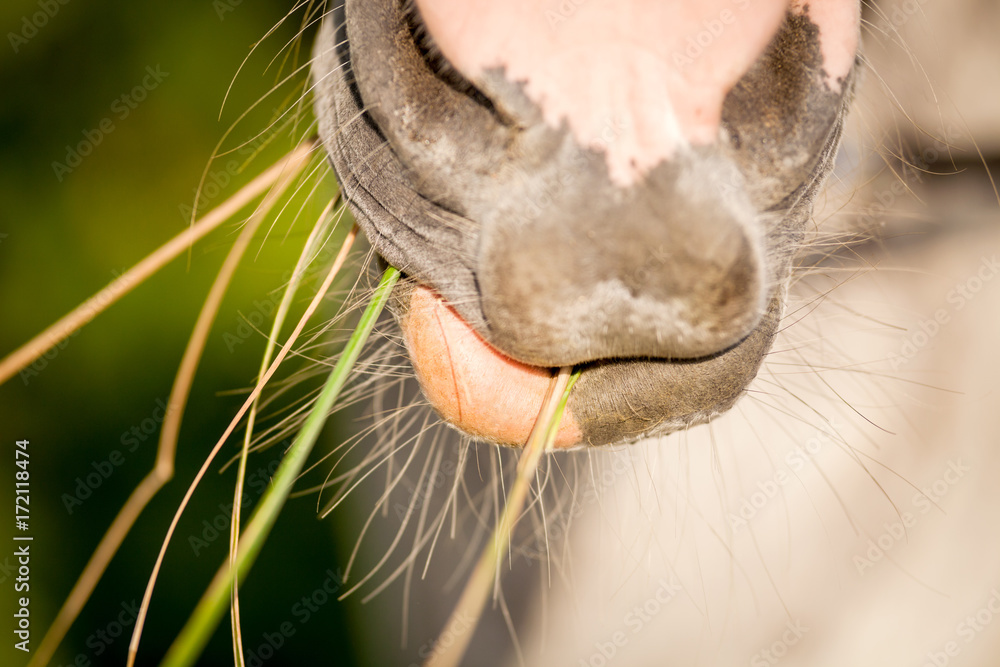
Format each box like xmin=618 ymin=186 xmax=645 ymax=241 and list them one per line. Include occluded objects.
xmin=311 ymin=1 xmax=857 ymax=445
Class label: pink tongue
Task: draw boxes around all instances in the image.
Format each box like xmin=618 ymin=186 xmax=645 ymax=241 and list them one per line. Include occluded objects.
xmin=402 ymin=285 xmax=582 ymax=449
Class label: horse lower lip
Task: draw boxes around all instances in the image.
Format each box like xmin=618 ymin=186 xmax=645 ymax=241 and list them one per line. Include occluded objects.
xmin=400 ymin=284 xmax=583 ymax=449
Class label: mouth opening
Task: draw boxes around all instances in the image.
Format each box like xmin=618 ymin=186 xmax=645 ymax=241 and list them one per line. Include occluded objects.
xmin=401 ymin=282 xmax=584 ymax=449
xmin=398 ymin=277 xmax=765 ymax=450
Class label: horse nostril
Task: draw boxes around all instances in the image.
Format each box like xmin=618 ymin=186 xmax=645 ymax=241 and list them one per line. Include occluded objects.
xmin=477 ymin=155 xmax=768 ymax=367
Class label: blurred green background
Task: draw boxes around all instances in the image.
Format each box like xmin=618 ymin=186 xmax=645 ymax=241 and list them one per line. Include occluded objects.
xmin=1 ymin=3 xmax=996 ymax=667
xmin=0 ymin=2 xmax=378 ymax=665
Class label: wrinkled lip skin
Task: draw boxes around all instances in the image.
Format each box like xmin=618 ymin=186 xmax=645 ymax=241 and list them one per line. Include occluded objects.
xmin=393 ymin=279 xmax=784 ymax=449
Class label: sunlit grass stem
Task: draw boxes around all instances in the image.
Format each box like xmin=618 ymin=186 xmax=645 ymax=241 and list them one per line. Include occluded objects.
xmin=25 ymin=141 xmax=313 ymax=667
xmin=228 ymin=198 xmax=338 ymax=666
xmin=160 ymin=265 xmax=400 ymax=667
xmin=424 ymin=366 xmax=580 ymax=667
xmin=0 ymin=141 xmax=316 ymax=388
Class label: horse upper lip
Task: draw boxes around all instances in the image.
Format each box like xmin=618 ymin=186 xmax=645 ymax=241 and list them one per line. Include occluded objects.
xmin=396 ymin=278 xmax=782 ymax=448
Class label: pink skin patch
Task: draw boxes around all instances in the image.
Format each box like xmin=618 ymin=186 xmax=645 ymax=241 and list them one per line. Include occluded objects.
xmin=791 ymin=0 xmax=860 ymax=92
xmin=416 ymin=0 xmax=859 ymax=187
xmin=402 ymin=285 xmax=583 ymax=449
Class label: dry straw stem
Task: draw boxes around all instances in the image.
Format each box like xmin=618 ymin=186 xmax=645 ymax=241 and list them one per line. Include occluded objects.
xmin=158 ymin=263 xmax=397 ymax=667
xmin=24 ymin=141 xmax=315 ymax=667
xmin=425 ymin=365 xmax=579 ymax=667
xmin=125 ymin=225 xmax=362 ymax=667
xmin=228 ymin=198 xmax=338 ymax=666
xmin=0 ymin=140 xmax=316 ymax=388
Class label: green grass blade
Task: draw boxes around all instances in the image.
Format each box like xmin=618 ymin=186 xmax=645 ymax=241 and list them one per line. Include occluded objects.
xmin=229 ymin=200 xmax=338 ymax=666
xmin=162 ymin=265 xmax=401 ymax=667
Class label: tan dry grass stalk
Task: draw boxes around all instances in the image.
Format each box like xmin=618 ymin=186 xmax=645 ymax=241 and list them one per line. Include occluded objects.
xmin=424 ymin=366 xmax=578 ymax=667
xmin=21 ymin=141 xmax=316 ymax=667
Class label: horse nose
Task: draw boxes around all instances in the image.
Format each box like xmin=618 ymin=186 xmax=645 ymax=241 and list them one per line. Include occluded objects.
xmin=477 ymin=155 xmax=767 ymax=366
